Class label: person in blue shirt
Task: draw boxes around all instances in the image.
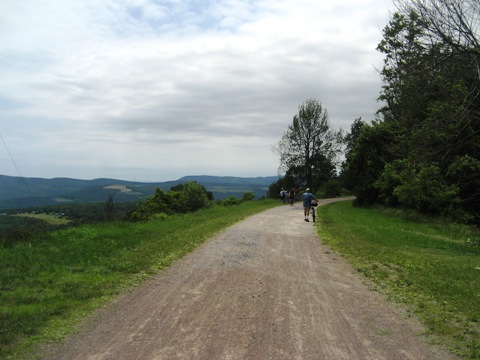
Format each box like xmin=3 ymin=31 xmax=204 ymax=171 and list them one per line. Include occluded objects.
xmin=301 ymin=188 xmax=318 ymax=222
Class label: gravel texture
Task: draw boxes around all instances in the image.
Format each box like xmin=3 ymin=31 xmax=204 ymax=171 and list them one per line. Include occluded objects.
xmin=43 ymin=199 xmax=456 ymax=360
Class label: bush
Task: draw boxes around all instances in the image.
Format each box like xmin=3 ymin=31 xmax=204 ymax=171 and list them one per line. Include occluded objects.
xmin=131 ymin=181 xmax=212 ymax=221
xmin=131 ymin=188 xmax=171 ymax=221
xmin=374 ymin=159 xmax=405 ymax=206
xmin=242 ymin=192 xmax=255 ymax=202
xmin=394 ymin=164 xmax=458 ymax=214
xmin=169 ymin=181 xmax=211 ymax=213
xmin=447 ymin=155 xmax=480 ymax=223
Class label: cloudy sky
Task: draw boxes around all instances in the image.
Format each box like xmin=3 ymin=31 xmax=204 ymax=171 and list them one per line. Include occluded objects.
xmin=1 ymin=0 xmax=394 ymax=182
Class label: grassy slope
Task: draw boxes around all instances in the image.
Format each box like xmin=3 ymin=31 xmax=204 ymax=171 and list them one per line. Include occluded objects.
xmin=0 ymin=200 xmax=278 ymax=360
xmin=317 ymin=201 xmax=480 ymax=359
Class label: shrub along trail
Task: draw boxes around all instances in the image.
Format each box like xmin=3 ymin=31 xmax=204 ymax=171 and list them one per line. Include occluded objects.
xmin=44 ymin=199 xmax=456 ymax=360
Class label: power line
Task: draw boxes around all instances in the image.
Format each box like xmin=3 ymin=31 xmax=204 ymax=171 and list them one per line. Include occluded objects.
xmin=0 ymin=134 xmax=36 ymax=206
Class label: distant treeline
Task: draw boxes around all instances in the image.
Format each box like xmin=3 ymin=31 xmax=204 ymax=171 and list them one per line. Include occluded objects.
xmin=0 ymin=175 xmax=276 ymax=210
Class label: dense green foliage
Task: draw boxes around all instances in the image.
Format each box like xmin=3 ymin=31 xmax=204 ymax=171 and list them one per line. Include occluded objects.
xmin=131 ymin=181 xmax=214 ymax=221
xmin=341 ymin=0 xmax=480 ymax=223
xmin=317 ymin=201 xmax=480 ymax=358
xmin=271 ymin=1 xmax=479 ymax=222
xmin=0 ymin=199 xmax=278 ymax=360
xmin=131 ymin=182 xmax=261 ymax=221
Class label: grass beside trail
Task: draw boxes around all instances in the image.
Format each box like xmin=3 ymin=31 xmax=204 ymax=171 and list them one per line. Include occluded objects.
xmin=0 ymin=200 xmax=278 ymax=360
xmin=317 ymin=201 xmax=480 ymax=359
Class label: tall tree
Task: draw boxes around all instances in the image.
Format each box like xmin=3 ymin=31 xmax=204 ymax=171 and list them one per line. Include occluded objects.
xmin=377 ymin=1 xmax=480 ymax=167
xmin=341 ymin=120 xmax=396 ymax=204
xmin=275 ymin=98 xmax=343 ymax=189
xmin=343 ymin=117 xmax=366 ymax=159
xmin=370 ymin=0 xmax=480 ymax=220
xmin=395 ymin=0 xmax=480 ymax=53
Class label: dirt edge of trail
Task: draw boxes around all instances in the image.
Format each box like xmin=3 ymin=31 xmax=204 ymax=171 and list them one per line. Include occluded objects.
xmin=41 ymin=198 xmax=458 ymax=360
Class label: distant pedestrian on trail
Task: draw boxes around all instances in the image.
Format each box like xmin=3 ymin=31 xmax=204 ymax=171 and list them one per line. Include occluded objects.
xmin=280 ymin=188 xmax=287 ymax=204
xmin=289 ymin=188 xmax=296 ymax=206
xmin=301 ymin=188 xmax=318 ymax=222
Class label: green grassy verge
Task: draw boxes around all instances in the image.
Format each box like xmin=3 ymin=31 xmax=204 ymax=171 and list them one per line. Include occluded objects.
xmin=317 ymin=201 xmax=480 ymax=359
xmin=0 ymin=200 xmax=278 ymax=360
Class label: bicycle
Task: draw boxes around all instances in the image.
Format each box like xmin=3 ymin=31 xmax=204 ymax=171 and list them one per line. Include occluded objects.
xmin=309 ymin=200 xmax=318 ymax=223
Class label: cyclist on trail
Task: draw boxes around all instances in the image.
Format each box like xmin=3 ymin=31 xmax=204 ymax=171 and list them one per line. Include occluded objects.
xmin=301 ymin=188 xmax=318 ymax=222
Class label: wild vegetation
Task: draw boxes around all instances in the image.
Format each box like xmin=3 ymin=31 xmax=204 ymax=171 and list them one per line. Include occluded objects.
xmin=0 ymin=175 xmax=275 ymax=210
xmin=1 ymin=180 xmax=258 ymax=246
xmin=2 ymin=0 xmax=479 ymax=358
xmin=341 ymin=0 xmax=480 ymax=224
xmin=0 ymin=194 xmax=277 ymax=360
xmin=269 ymin=98 xmax=345 ymax=198
xmin=317 ymin=201 xmax=480 ymax=359
xmin=131 ymin=181 xmax=214 ymax=221
xmin=271 ymin=0 xmax=480 ymax=225
xmin=272 ymin=98 xmax=344 ymax=191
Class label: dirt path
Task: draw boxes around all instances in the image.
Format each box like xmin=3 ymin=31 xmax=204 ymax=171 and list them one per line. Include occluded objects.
xmin=44 ymin=199 xmax=456 ymax=360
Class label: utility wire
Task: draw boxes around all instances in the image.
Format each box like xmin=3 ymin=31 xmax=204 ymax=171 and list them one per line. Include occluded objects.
xmin=1 ymin=134 xmax=37 ymax=206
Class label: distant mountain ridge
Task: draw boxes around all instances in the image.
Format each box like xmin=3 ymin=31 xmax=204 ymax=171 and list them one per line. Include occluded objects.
xmin=0 ymin=174 xmax=278 ymax=210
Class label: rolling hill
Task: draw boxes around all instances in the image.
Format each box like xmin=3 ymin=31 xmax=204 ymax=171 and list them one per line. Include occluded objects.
xmin=0 ymin=175 xmax=278 ymax=210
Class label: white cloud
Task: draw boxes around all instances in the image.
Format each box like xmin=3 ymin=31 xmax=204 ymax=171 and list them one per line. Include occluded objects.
xmin=0 ymin=0 xmax=395 ymax=182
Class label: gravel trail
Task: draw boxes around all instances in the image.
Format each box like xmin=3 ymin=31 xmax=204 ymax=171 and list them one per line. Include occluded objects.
xmin=44 ymin=199 xmax=456 ymax=360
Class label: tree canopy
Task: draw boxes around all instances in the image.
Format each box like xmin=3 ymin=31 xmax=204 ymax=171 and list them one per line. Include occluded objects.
xmin=273 ymin=98 xmax=343 ymax=194
xmin=341 ymin=0 xmax=480 ymax=223
xmin=272 ymin=1 xmax=479 ymax=223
